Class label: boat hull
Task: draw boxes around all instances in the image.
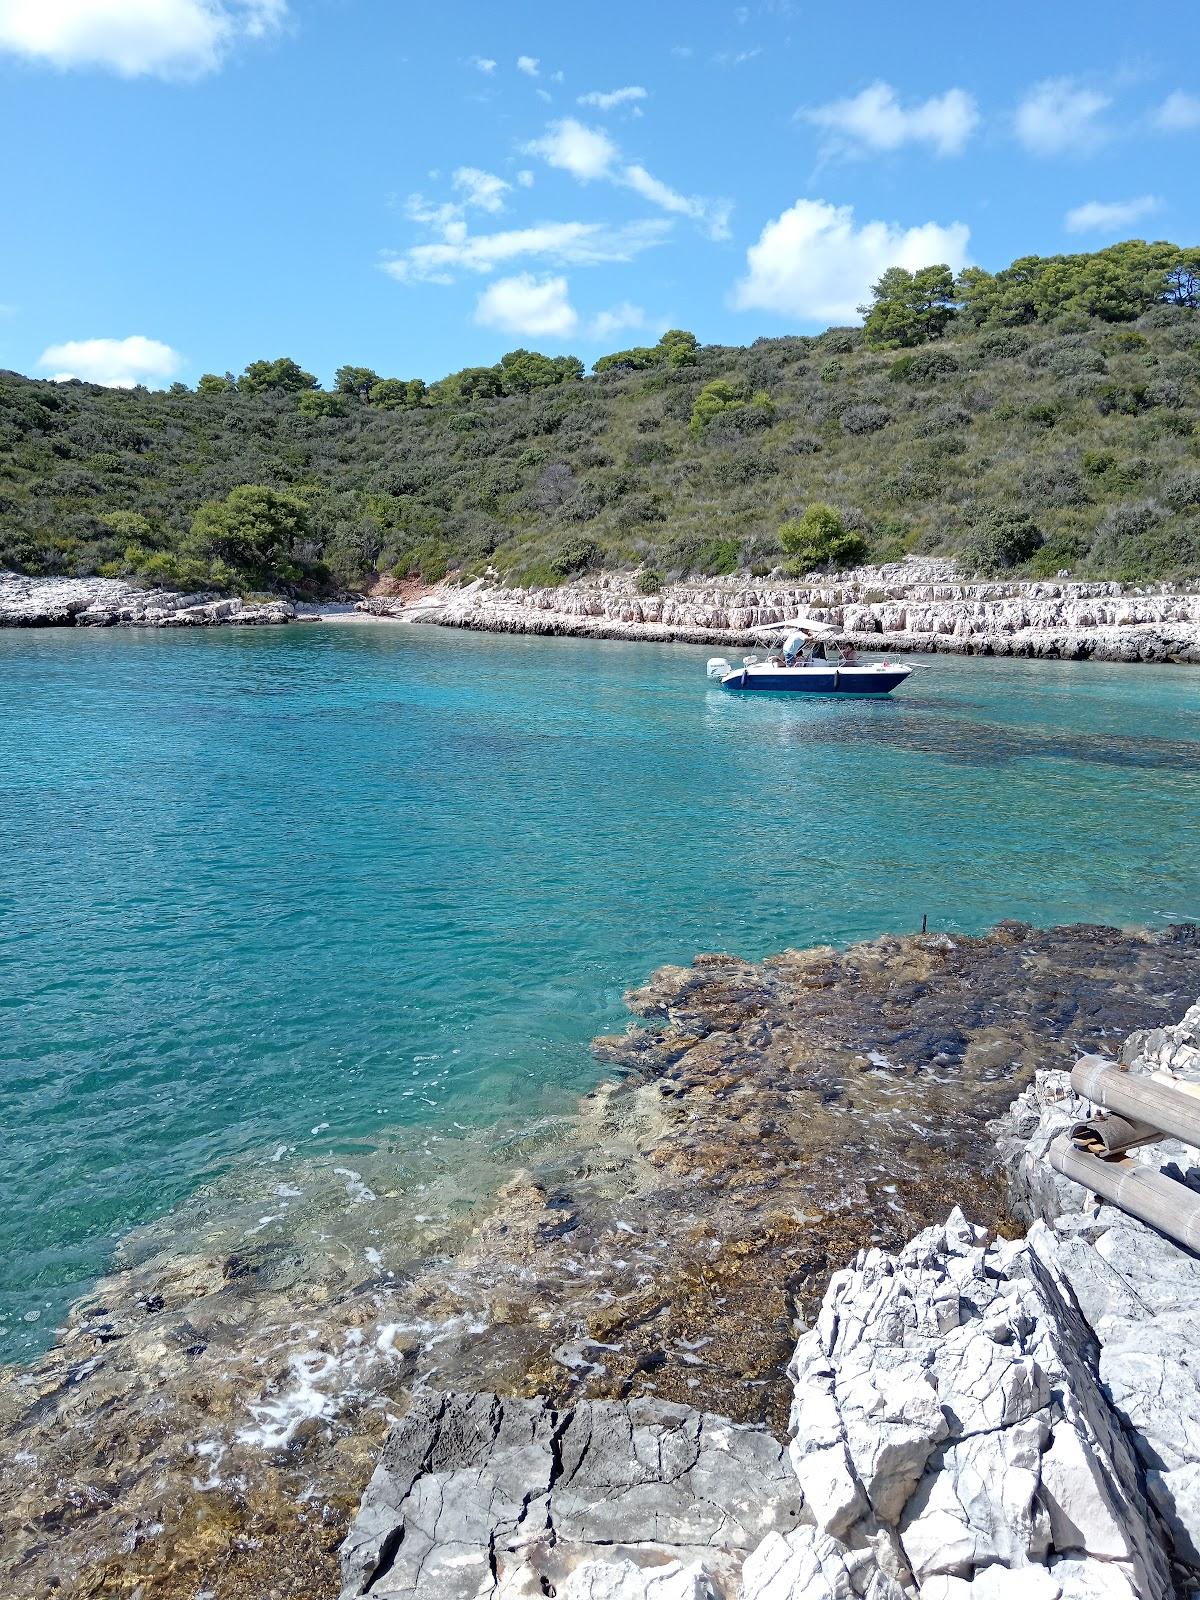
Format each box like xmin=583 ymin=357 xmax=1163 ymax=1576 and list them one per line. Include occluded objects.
xmin=721 ymin=666 xmax=910 ymax=696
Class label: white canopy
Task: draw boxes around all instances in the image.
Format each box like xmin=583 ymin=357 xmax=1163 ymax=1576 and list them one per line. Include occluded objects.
xmin=751 ymin=617 xmax=836 ymax=637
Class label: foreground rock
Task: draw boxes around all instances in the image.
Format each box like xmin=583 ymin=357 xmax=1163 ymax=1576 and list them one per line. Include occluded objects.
xmin=4 ymin=924 xmax=1196 ymax=1600
xmin=341 ymin=1208 xmax=1183 ymax=1599
xmin=995 ymin=997 xmax=1200 ymax=1585
xmin=341 ymin=1391 xmax=803 ymax=1599
xmin=370 ymin=561 xmax=1200 ymax=665
xmin=0 ymin=571 xmax=297 ymax=626
xmin=785 ymin=1210 xmax=1173 ymax=1599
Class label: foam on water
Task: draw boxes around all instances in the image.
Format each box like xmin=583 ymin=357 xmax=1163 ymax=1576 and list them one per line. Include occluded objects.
xmin=2 ymin=622 xmax=1199 ymax=1360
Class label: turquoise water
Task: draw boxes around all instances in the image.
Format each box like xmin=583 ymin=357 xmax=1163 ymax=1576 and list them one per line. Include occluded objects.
xmin=1 ymin=622 xmax=1198 ymax=1359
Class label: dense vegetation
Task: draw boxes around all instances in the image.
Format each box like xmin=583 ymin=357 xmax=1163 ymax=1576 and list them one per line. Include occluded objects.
xmin=2 ymin=240 xmax=1198 ymax=595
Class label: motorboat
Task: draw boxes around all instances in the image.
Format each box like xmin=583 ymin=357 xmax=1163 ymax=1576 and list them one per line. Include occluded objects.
xmin=706 ymin=621 xmax=912 ymax=696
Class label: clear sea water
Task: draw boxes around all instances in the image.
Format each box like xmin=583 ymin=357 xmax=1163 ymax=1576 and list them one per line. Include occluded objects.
xmin=1 ymin=621 xmax=1198 ymax=1361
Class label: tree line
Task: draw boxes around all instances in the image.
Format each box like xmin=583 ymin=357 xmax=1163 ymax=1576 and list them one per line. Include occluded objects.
xmin=861 ymin=240 xmax=1200 ymax=349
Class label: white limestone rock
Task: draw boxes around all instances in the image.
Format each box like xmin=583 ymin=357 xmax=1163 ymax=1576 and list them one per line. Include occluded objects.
xmin=784 ymin=1209 xmax=1172 ymax=1599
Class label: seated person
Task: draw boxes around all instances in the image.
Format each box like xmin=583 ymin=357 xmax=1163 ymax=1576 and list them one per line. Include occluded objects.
xmin=841 ymin=644 xmax=858 ymax=665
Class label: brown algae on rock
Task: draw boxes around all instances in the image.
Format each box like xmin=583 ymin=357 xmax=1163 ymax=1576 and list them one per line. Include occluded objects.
xmin=1 ymin=920 xmax=1197 ymax=1598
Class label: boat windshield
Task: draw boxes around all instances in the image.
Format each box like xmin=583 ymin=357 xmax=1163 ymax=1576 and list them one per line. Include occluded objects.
xmin=798 ymin=641 xmax=845 ymax=665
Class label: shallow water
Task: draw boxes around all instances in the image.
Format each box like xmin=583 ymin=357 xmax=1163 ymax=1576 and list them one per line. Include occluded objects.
xmin=1 ymin=622 xmax=1198 ymax=1359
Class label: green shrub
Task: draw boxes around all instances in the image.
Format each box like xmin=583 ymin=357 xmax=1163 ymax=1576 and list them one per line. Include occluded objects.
xmin=636 ymin=568 xmax=662 ymax=594
xmin=960 ymin=508 xmax=1043 ymax=572
xmin=694 ymin=538 xmax=740 ymax=575
xmin=779 ymin=503 xmax=868 ymax=572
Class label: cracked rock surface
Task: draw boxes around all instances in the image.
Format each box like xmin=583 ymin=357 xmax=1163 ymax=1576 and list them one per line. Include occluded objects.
xmin=340 ymin=1391 xmax=803 ymax=1599
xmin=341 ymin=1207 xmax=1183 ymax=1598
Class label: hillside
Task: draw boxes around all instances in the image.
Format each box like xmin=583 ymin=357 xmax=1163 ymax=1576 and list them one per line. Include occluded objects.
xmin=2 ymin=240 xmax=1198 ymax=595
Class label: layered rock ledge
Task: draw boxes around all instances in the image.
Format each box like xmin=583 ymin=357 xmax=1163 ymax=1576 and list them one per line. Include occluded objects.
xmin=365 ymin=560 xmax=1200 ymax=664
xmin=0 ymin=572 xmax=297 ymax=627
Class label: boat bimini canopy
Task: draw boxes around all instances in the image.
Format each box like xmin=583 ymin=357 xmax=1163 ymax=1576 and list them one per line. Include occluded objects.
xmin=751 ymin=618 xmax=836 ymax=637
xmin=752 ymin=619 xmax=838 ymax=656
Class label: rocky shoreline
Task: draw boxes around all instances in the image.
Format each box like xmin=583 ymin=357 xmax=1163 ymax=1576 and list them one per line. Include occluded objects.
xmin=365 ymin=560 xmax=1200 ymax=665
xmin=0 ymin=572 xmax=299 ymax=627
xmin=8 ymin=565 xmax=1200 ymax=664
xmin=2 ymin=921 xmax=1197 ymax=1599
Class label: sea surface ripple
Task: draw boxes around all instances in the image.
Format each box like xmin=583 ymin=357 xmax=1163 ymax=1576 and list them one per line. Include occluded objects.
xmin=1 ymin=621 xmax=1197 ymax=1358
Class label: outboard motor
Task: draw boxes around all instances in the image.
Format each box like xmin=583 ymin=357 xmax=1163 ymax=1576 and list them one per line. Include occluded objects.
xmin=706 ymin=657 xmax=731 ymax=680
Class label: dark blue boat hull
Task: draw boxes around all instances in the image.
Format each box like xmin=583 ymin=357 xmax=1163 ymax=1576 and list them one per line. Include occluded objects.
xmin=723 ymin=668 xmax=910 ymax=696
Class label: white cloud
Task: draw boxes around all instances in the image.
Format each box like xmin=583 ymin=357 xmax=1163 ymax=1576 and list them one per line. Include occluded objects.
xmin=469 ymin=54 xmax=496 ymax=73
xmin=588 ymin=301 xmax=649 ymax=340
xmin=733 ymin=198 xmax=970 ymax=325
xmin=516 ymin=54 xmax=539 ymax=76
xmin=578 ymin=85 xmax=647 ymax=111
xmin=37 ymin=335 xmax=183 ymax=388
xmin=526 ymin=117 xmax=619 ymax=180
xmin=383 ymin=219 xmax=671 ymax=284
xmin=713 ymin=47 xmax=760 ymax=66
xmin=475 ymin=273 xmax=577 ymax=337
xmin=1015 ymin=77 xmax=1111 ymax=155
xmin=525 ymin=118 xmax=731 ymax=238
xmin=0 ymin=0 xmax=285 ymax=78
xmin=452 ymin=166 xmax=510 ymax=213
xmin=1154 ymin=89 xmax=1200 ymax=131
xmin=1065 ymin=195 xmax=1162 ymax=234
xmin=803 ymin=81 xmax=979 ymax=158
xmin=516 ymin=169 xmax=535 ymax=187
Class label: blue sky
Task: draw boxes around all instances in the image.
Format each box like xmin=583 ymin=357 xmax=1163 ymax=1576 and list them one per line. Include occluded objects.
xmin=0 ymin=0 xmax=1196 ymax=388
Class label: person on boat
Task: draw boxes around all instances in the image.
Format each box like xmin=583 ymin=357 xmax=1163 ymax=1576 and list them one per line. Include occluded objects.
xmin=841 ymin=644 xmax=858 ymax=665
xmin=810 ymin=639 xmax=827 ymax=661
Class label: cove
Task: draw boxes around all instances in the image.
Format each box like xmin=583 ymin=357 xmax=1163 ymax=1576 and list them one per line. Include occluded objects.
xmin=1 ymin=621 xmax=1198 ymax=1360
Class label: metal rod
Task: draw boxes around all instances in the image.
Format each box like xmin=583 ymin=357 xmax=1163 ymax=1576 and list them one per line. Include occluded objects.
xmin=1049 ymin=1137 xmax=1200 ymax=1253
xmin=1071 ymin=1056 xmax=1200 ymax=1151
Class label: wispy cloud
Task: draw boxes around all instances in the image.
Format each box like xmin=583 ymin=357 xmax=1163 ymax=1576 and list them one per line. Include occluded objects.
xmin=1015 ymin=77 xmax=1111 ymax=155
xmin=38 ymin=335 xmax=184 ymax=388
xmin=525 ymin=117 xmax=731 ymax=239
xmin=516 ymin=54 xmax=539 ymax=77
xmin=469 ymin=55 xmax=496 ymax=74
xmin=0 ymin=0 xmax=285 ymax=79
xmin=588 ymin=301 xmax=651 ymax=340
xmin=1153 ymin=90 xmax=1200 ymax=131
xmin=578 ymin=85 xmax=647 ymax=111
xmin=802 ymin=81 xmax=979 ymax=158
xmin=1065 ymin=195 xmax=1162 ymax=234
xmin=526 ymin=118 xmax=619 ymax=180
xmin=733 ymin=198 xmax=970 ymax=324
xmin=383 ymin=219 xmax=671 ymax=285
xmin=452 ymin=166 xmax=510 ymax=213
xmin=713 ymin=47 xmax=760 ymax=66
